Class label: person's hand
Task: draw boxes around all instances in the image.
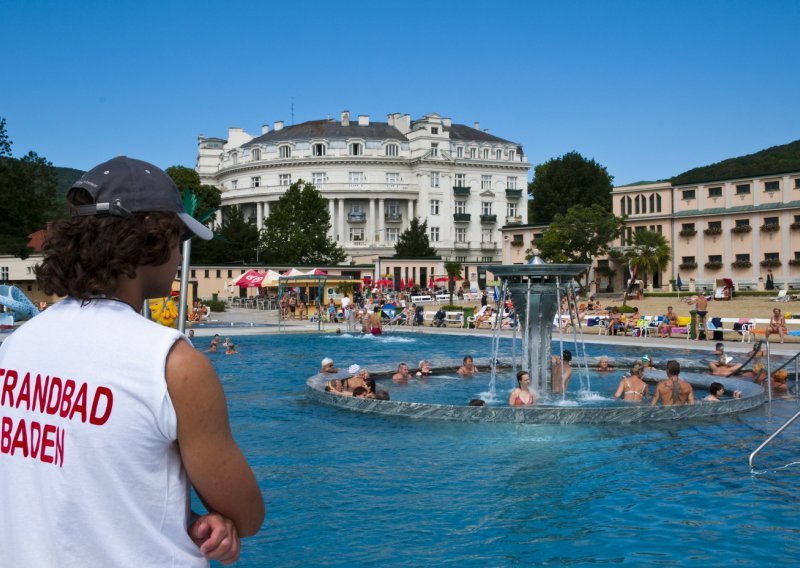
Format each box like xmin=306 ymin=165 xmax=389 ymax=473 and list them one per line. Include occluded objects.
xmin=189 ymin=512 xmax=241 ymax=565
xmin=733 ymin=390 xmax=742 ymax=399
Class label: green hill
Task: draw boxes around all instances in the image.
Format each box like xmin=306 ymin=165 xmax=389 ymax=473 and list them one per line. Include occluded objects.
xmin=671 ymin=139 xmax=800 ymax=186
xmin=55 ymin=166 xmax=84 ymax=200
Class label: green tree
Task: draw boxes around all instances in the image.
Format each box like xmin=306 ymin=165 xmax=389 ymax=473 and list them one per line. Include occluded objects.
xmin=443 ymin=260 xmax=463 ymax=306
xmin=191 ymin=205 xmax=259 ymax=264
xmin=166 ymin=165 xmax=221 ymax=225
xmin=394 ymin=217 xmax=437 ymax=257
xmin=532 ymin=204 xmax=625 ymax=286
xmin=261 ymin=180 xmax=347 ymax=265
xmin=0 ymin=118 xmax=58 ymax=258
xmin=528 ymin=151 xmax=614 ymax=224
xmin=628 ymin=229 xmax=671 ymax=288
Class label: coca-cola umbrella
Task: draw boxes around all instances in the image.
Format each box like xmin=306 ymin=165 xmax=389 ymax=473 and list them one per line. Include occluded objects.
xmin=434 ymin=276 xmax=450 ymax=283
xmin=235 ymin=269 xmax=267 ymax=287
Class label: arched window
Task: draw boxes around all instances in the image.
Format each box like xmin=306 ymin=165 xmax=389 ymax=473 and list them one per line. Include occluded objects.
xmin=625 ymin=196 xmax=632 ymax=215
xmin=385 ymin=143 xmax=399 ymax=157
xmin=649 ymin=194 xmax=655 ymax=212
xmin=634 ymin=195 xmax=640 ymax=214
xmin=656 ymin=194 xmax=662 ymax=212
xmin=251 ymin=148 xmax=261 ymax=161
xmin=231 ymin=152 xmax=238 ymax=165
xmin=641 ymin=194 xmax=647 ymax=214
xmin=279 ymin=145 xmax=291 ymax=158
xmin=620 ymin=196 xmax=627 ymax=215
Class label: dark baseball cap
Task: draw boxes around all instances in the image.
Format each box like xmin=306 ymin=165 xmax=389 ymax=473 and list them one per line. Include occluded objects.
xmin=69 ymin=156 xmax=213 ymax=240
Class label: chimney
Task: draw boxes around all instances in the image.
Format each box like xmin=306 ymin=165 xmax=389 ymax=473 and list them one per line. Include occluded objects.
xmin=484 ymin=128 xmax=489 ymax=133
xmin=341 ymin=110 xmax=350 ymax=126
xmin=262 ymin=124 xmax=270 ymax=134
xmin=387 ymin=113 xmax=395 ymax=127
xmin=274 ymin=121 xmax=284 ymax=131
xmin=358 ymin=115 xmax=370 ymax=126
xmin=473 ymin=121 xmax=480 ymax=130
xmin=442 ymin=117 xmax=452 ymax=127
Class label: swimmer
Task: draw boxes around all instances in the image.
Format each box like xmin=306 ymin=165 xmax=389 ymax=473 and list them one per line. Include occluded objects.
xmin=468 ymin=399 xmax=486 ymax=406
xmin=651 ymin=360 xmax=694 ymax=406
xmin=614 ymin=362 xmax=648 ymax=402
xmin=416 ymin=360 xmax=432 ymax=377
xmin=597 ymin=355 xmax=612 ymax=372
xmin=704 ymin=382 xmax=742 ymax=402
xmin=187 ymin=329 xmax=195 ymax=340
xmin=457 ymin=355 xmax=478 ymax=376
xmin=551 ymin=350 xmax=573 ymax=394
xmin=709 ymin=353 xmax=743 ymax=376
xmin=392 ymin=362 xmax=412 ymax=382
xmin=320 ymin=357 xmax=339 ymax=374
xmin=508 ymin=371 xmax=536 ymax=406
xmin=225 ymin=342 xmax=237 ymax=355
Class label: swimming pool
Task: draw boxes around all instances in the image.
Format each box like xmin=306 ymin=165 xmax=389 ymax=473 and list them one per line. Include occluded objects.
xmin=206 ymin=332 xmax=800 ymax=566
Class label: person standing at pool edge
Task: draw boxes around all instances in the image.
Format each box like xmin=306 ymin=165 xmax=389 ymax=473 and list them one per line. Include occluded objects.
xmin=0 ymin=157 xmax=264 ymax=566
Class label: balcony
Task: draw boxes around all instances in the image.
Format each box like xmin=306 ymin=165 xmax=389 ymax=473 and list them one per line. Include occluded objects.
xmin=453 ymin=185 xmax=471 ymax=196
xmin=505 ymin=189 xmax=523 ymax=198
xmin=481 ymin=241 xmax=497 ymax=250
xmin=453 ymin=213 xmax=471 ymax=222
xmin=480 ymin=214 xmax=497 ymax=224
xmin=505 ymin=215 xmax=523 ymax=225
xmin=454 ymin=241 xmax=470 ymax=249
xmin=347 ymin=240 xmax=371 ymax=248
xmin=384 ymin=212 xmax=403 ymax=223
xmin=510 ymin=239 xmax=525 ymax=247
xmin=347 ymin=212 xmax=366 ymax=223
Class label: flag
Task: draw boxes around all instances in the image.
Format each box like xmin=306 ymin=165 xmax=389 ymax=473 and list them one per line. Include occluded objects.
xmin=676 ymin=274 xmax=683 ymax=291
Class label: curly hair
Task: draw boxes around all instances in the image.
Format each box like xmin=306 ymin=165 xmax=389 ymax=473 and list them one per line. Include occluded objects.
xmin=36 ymin=212 xmax=184 ymax=300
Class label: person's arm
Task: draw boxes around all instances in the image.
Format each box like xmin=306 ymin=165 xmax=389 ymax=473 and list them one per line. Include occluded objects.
xmin=686 ymin=384 xmax=695 ymax=405
xmin=167 ymin=340 xmax=265 ymax=537
xmin=508 ymin=388 xmax=517 ymax=406
xmin=614 ymin=379 xmax=625 ymax=399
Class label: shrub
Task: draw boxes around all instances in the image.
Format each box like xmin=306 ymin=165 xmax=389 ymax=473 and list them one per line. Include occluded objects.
xmin=704 ymin=261 xmax=723 ymax=270
xmin=203 ymin=298 xmax=226 ymax=312
xmin=703 ymin=226 xmax=722 ymax=236
xmin=731 ymin=225 xmax=752 ymax=234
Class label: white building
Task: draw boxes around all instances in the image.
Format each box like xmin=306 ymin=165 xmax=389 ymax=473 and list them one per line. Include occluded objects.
xmin=197 ymin=111 xmax=529 ymax=263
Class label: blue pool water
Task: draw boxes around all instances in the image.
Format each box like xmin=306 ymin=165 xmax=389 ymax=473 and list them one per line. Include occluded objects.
xmin=204 ymin=332 xmax=800 ymax=566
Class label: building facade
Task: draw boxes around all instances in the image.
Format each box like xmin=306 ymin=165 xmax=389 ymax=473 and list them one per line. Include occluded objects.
xmin=612 ymin=170 xmax=800 ymax=291
xmin=197 ymin=111 xmax=529 ymax=264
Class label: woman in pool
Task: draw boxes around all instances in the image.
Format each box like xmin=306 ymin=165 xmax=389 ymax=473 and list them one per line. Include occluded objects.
xmin=597 ymin=355 xmax=612 ymax=372
xmin=508 ymin=371 xmax=536 ymax=406
xmin=457 ymin=355 xmax=478 ymax=376
xmin=614 ymin=362 xmax=648 ymax=402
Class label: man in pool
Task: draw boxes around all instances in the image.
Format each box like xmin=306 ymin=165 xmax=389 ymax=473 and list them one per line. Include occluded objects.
xmin=457 ymin=355 xmax=478 ymax=376
xmin=709 ymin=354 xmax=744 ymax=376
xmin=0 ymin=157 xmax=264 ymax=565
xmin=392 ymin=362 xmax=413 ymax=382
xmin=651 ymin=360 xmax=695 ymax=406
xmin=320 ymin=357 xmax=339 ymax=374
xmin=551 ymin=350 xmax=573 ymax=394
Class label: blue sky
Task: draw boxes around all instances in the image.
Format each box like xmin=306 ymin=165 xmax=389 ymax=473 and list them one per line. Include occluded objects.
xmin=2 ymin=0 xmax=798 ymax=185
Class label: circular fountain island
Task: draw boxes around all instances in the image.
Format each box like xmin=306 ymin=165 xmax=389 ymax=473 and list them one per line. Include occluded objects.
xmin=306 ymin=263 xmax=765 ymax=423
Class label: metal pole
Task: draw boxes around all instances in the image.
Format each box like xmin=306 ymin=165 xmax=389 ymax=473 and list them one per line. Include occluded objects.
xmin=766 ymin=341 xmax=772 ymax=405
xmin=555 ymin=276 xmax=565 ymax=399
xmin=178 ymin=239 xmax=191 ymax=335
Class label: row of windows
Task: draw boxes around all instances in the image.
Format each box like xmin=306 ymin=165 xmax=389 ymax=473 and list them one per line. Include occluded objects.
xmin=338 ymin=200 xmax=519 ymax=219
xmin=680 ymin=253 xmax=787 ymax=264
xmin=619 ymin=225 xmax=663 ymax=246
xmin=680 ymin=179 xmax=800 ymax=200
xmin=346 ymin=227 xmax=497 ymax=244
xmin=238 ymin=173 xmax=518 ymax=190
xmin=452 ymin=146 xmax=516 ymax=161
xmin=681 ymin=215 xmax=790 ymax=232
xmin=620 ymin=193 xmax=663 ymax=215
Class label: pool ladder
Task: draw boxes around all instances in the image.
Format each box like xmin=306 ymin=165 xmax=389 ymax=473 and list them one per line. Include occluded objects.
xmin=749 ymin=346 xmax=800 ymax=470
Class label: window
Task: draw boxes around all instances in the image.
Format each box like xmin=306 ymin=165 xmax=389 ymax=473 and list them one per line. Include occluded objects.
xmin=430 ymin=172 xmax=440 ymax=188
xmin=682 ymin=223 xmax=695 ymax=231
xmin=708 ymin=255 xmax=722 ymax=263
xmin=681 ymin=256 xmax=695 ymax=264
xmin=231 ymin=153 xmax=238 ymax=165
xmin=764 ymin=252 xmax=780 ymax=261
xmin=455 ymin=227 xmax=467 ymax=242
xmin=634 ymin=195 xmax=640 ymax=214
xmin=455 ymin=173 xmax=467 ymax=187
xmin=533 ymin=233 xmax=543 ymax=241
xmin=312 ymin=143 xmax=326 ymax=156
xmin=507 ymin=202 xmax=518 ymax=217
xmin=507 ymin=176 xmax=518 ymax=190
xmin=456 ymin=256 xmax=467 ymax=262
xmin=430 ymin=143 xmax=439 ymax=157
xmin=350 ymin=204 xmax=364 ymax=214
xmin=251 ymin=176 xmax=260 ymax=188
xmin=190 ymin=270 xmax=196 ymax=278
xmin=481 ymin=256 xmax=493 ymax=262
xmin=385 ymin=144 xmax=399 ymax=157
xmin=735 ymin=254 xmax=750 ymax=262
xmin=312 ymin=172 xmax=327 ymax=187
xmin=765 ymin=180 xmax=780 ymax=192
xmin=649 ymin=194 xmax=655 ymax=212
xmin=735 ymin=219 xmax=750 ymax=227
xmin=279 ymin=174 xmax=291 ymax=187
xmin=481 ymin=202 xmax=492 ymax=215
xmin=430 ymin=200 xmax=440 ymax=215
xmin=764 ymin=216 xmax=779 ymax=226
xmin=227 ymin=270 xmax=233 ymax=278
xmin=708 ymin=221 xmax=722 ymax=230
xmin=656 ymin=194 xmax=662 ymax=212
xmin=483 ymin=148 xmax=489 ymax=160
xmin=349 ymin=227 xmax=364 ymax=241
xmin=430 ymin=227 xmax=440 ymax=242
xmin=456 ymin=147 xmax=463 ymax=158
xmin=481 ymin=175 xmax=492 ymax=190
xmin=279 ymin=145 xmax=291 ymax=158
xmin=482 ymin=228 xmax=492 ymax=242
xmin=708 ymin=186 xmax=722 ymax=197
xmin=251 ymin=148 xmax=261 ymax=161
xmin=496 ymin=149 xmax=502 ymax=160
xmin=682 ymin=189 xmax=696 ymax=200
xmin=431 ymin=127 xmax=439 ymax=135
xmin=349 ymin=143 xmax=362 ymax=156
xmin=625 ymin=196 xmax=632 ymax=215
xmin=231 ymin=179 xmax=238 ymax=190
xmin=736 ymin=183 xmax=751 ymax=194
xmin=0 ymin=266 xmax=7 ymax=281
xmin=455 ymin=200 xmax=467 ymax=214
xmin=386 ymin=228 xmax=399 ymax=242
xmin=795 ymin=179 xmax=800 ymax=189
xmin=204 ymin=270 xmax=209 ymax=278
xmin=349 ymin=172 xmax=364 ymax=188
xmin=386 ymin=172 xmax=399 ymax=187
xmin=469 ymin=148 xmax=476 ymax=159
xmin=508 ymin=150 xmax=515 ymax=161
xmin=387 ymin=201 xmax=401 ymax=216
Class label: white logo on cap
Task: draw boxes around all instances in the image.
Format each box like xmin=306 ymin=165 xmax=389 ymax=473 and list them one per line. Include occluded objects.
xmin=145 ymin=169 xmax=151 ymax=174
xmin=104 ymin=170 xmax=110 ymax=175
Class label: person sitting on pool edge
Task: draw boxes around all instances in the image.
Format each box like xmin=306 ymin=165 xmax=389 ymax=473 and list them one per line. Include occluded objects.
xmin=457 ymin=355 xmax=478 ymax=376
xmin=651 ymin=360 xmax=694 ymax=406
xmin=614 ymin=361 xmax=648 ymax=402
xmin=709 ymin=353 xmax=744 ymax=376
xmin=508 ymin=370 xmax=536 ymax=406
xmin=551 ymin=350 xmax=573 ymax=394
xmin=320 ymin=357 xmax=339 ymax=374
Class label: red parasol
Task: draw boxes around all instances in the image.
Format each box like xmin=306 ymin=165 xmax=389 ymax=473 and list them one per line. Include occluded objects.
xmin=434 ymin=276 xmax=450 ymax=283
xmin=399 ymin=278 xmax=406 ymax=290
xmin=235 ymin=269 xmax=267 ymax=287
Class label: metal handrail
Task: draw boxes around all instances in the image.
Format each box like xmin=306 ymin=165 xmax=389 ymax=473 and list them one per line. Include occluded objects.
xmin=749 ymin=408 xmax=800 ymax=469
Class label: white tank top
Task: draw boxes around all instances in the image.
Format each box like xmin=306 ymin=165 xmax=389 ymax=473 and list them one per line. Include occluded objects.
xmin=0 ymin=298 xmax=207 ymax=567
